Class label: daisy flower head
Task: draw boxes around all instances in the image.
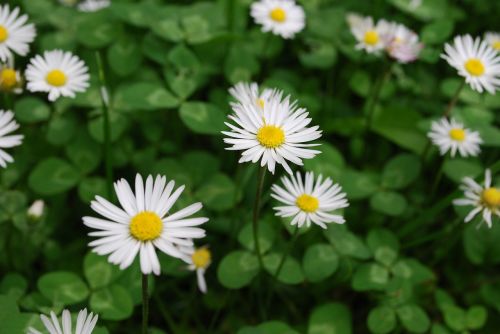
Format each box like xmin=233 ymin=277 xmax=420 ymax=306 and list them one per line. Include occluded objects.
xmin=0 ymin=110 xmax=23 ymax=168
xmin=427 ymin=117 xmax=482 ymax=158
xmin=441 ymin=35 xmax=500 ymax=94
xmin=453 ymin=169 xmax=499 ymax=228
xmin=223 ymin=90 xmax=322 ymax=174
xmin=271 ymin=171 xmax=349 ymax=229
xmin=83 ymin=174 xmax=209 ymax=275
xmin=27 ymin=308 xmax=98 ymax=334
xmin=229 ymin=82 xmax=274 ymax=110
xmin=0 ymin=62 xmax=22 ymax=93
xmin=78 ymin=0 xmax=111 ymax=12
xmin=250 ymin=0 xmax=305 ymax=39
xmin=484 ymin=32 xmax=500 ymax=52
xmin=0 ymin=5 xmax=36 ymax=61
xmin=25 ymin=50 xmax=90 ymax=102
xmin=386 ymin=23 xmax=423 ymax=63
xmin=347 ymin=13 xmax=392 ymax=54
xmin=180 ymin=244 xmax=211 ymax=293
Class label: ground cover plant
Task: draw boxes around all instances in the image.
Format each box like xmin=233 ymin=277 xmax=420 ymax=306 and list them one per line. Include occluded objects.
xmin=0 ymin=0 xmax=500 ymax=333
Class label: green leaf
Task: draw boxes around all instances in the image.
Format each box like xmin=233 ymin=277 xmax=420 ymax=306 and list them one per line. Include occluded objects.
xmin=84 ymin=252 xmax=123 ymax=289
xmin=397 ymin=304 xmax=430 ymax=333
xmin=90 ymin=285 xmax=133 ymax=320
xmin=166 ymin=45 xmax=201 ymax=100
xmin=352 ymin=263 xmax=389 ymax=291
xmin=339 ymin=170 xmax=378 ymax=200
xmin=217 ymin=251 xmax=259 ymax=289
xmin=465 ymin=305 xmax=487 ymax=330
xmin=0 ymin=273 xmax=28 ymax=300
xmin=107 ymin=36 xmax=142 ymax=77
xmin=263 ymin=253 xmax=304 ymax=285
xmin=391 ymin=259 xmax=435 ymax=285
xmin=65 ymin=131 xmax=101 ymax=174
xmin=28 ymin=158 xmax=80 ymax=195
xmin=302 ymin=244 xmax=339 ymax=283
xmin=308 ymin=303 xmax=352 ymax=334
xmin=78 ymin=177 xmax=107 ymax=203
xmin=443 ymin=305 xmax=466 ymax=332
xmin=349 ymin=70 xmax=372 ymax=97
xmin=463 ymin=223 xmax=500 ymax=265
xmin=46 ymin=113 xmax=78 ymax=146
xmin=38 ymin=271 xmax=89 ymax=305
xmin=88 ymin=112 xmax=129 ymax=143
xmin=299 ymin=39 xmax=337 ymax=69
xmin=367 ymin=306 xmax=396 ymax=334
xmin=76 ymin=12 xmax=121 ymax=48
xmin=367 ymin=228 xmax=400 ymax=266
xmin=195 ymin=173 xmax=237 ymax=211
xmin=238 ymin=221 xmax=275 ymax=254
xmin=370 ymin=191 xmax=407 ymax=216
xmin=151 ymin=18 xmax=184 ymax=42
xmin=421 ymin=20 xmax=454 ymax=44
xmin=324 ymin=225 xmax=371 ymax=260
xmin=225 ymin=44 xmax=259 ymax=84
xmin=179 ymin=102 xmax=226 ymax=135
xmin=0 ymin=294 xmax=35 ymax=334
xmin=303 ymin=142 xmax=345 ymax=181
xmin=114 ymin=82 xmax=179 ymax=111
xmin=238 ymin=321 xmax=300 ymax=334
xmin=443 ymin=158 xmax=482 ymax=183
xmin=381 ymin=154 xmax=421 ymax=189
xmin=14 ymin=97 xmax=50 ymax=123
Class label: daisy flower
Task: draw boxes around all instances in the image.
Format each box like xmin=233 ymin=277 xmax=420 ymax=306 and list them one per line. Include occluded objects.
xmin=484 ymin=32 xmax=500 ymax=52
xmin=250 ymin=0 xmax=305 ymax=39
xmin=78 ymin=0 xmax=111 ymax=12
xmin=180 ymin=244 xmax=211 ymax=293
xmin=453 ymin=169 xmax=499 ymax=228
xmin=229 ymin=82 xmax=273 ymax=110
xmin=28 ymin=199 xmax=45 ymax=219
xmin=83 ymin=174 xmax=209 ymax=276
xmin=27 ymin=308 xmax=98 ymax=334
xmin=0 ymin=62 xmax=22 ymax=93
xmin=25 ymin=50 xmax=90 ymax=102
xmin=0 ymin=110 xmax=23 ymax=168
xmin=386 ymin=23 xmax=423 ymax=63
xmin=346 ymin=13 xmax=392 ymax=54
xmin=223 ymin=90 xmax=322 ymax=174
xmin=441 ymin=35 xmax=500 ymax=94
xmin=0 ymin=5 xmax=36 ymax=61
xmin=271 ymin=171 xmax=349 ymax=229
xmin=427 ymin=117 xmax=482 ymax=158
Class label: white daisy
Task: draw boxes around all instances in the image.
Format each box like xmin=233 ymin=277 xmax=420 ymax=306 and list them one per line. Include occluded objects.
xmin=27 ymin=308 xmax=98 ymax=334
xmin=271 ymin=171 xmax=349 ymax=229
xmin=179 ymin=244 xmax=211 ymax=293
xmin=223 ymin=90 xmax=322 ymax=174
xmin=427 ymin=117 xmax=482 ymax=158
xmin=28 ymin=199 xmax=45 ymax=219
xmin=83 ymin=174 xmax=209 ymax=276
xmin=25 ymin=50 xmax=90 ymax=102
xmin=229 ymin=82 xmax=273 ymax=110
xmin=441 ymin=35 xmax=500 ymax=94
xmin=0 ymin=62 xmax=22 ymax=93
xmin=386 ymin=23 xmax=423 ymax=63
xmin=78 ymin=0 xmax=111 ymax=12
xmin=346 ymin=13 xmax=392 ymax=54
xmin=0 ymin=5 xmax=36 ymax=62
xmin=453 ymin=169 xmax=500 ymax=228
xmin=250 ymin=0 xmax=305 ymax=39
xmin=0 ymin=110 xmax=23 ymax=168
xmin=484 ymin=32 xmax=500 ymax=52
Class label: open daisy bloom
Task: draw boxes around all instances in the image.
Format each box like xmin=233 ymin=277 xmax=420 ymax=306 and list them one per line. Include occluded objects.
xmin=27 ymin=308 xmax=98 ymax=334
xmin=441 ymin=35 xmax=500 ymax=94
xmin=250 ymin=0 xmax=305 ymax=39
xmin=229 ymin=82 xmax=273 ymax=110
xmin=180 ymin=244 xmax=212 ymax=293
xmin=223 ymin=90 xmax=322 ymax=174
xmin=26 ymin=50 xmax=90 ymax=102
xmin=385 ymin=23 xmax=423 ymax=63
xmin=427 ymin=117 xmax=482 ymax=158
xmin=453 ymin=169 xmax=500 ymax=228
xmin=0 ymin=62 xmax=22 ymax=93
xmin=484 ymin=32 xmax=500 ymax=52
xmin=0 ymin=5 xmax=36 ymax=61
xmin=83 ymin=174 xmax=209 ymax=275
xmin=78 ymin=0 xmax=111 ymax=12
xmin=346 ymin=13 xmax=391 ymax=54
xmin=271 ymin=171 xmax=349 ymax=229
xmin=0 ymin=110 xmax=23 ymax=168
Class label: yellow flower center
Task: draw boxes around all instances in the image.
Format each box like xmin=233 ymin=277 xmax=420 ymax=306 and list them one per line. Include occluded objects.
xmin=449 ymin=128 xmax=466 ymax=141
xmin=192 ymin=248 xmax=211 ymax=269
xmin=0 ymin=68 xmax=17 ymax=90
xmin=364 ymin=30 xmax=379 ymax=46
xmin=269 ymin=8 xmax=286 ymax=22
xmin=296 ymin=194 xmax=319 ymax=213
xmin=482 ymin=188 xmax=500 ymax=208
xmin=257 ymin=98 xmax=265 ymax=109
xmin=129 ymin=211 xmax=163 ymax=241
xmin=46 ymin=70 xmax=67 ymax=87
xmin=464 ymin=58 xmax=485 ymax=76
xmin=493 ymin=41 xmax=500 ymax=51
xmin=257 ymin=125 xmax=285 ymax=148
xmin=0 ymin=26 xmax=8 ymax=43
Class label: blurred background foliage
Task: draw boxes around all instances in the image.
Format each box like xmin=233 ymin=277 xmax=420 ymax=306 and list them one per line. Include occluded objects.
xmin=1 ymin=0 xmax=500 ymax=333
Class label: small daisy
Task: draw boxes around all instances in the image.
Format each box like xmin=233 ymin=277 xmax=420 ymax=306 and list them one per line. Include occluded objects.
xmin=250 ymin=0 xmax=305 ymax=39
xmin=0 ymin=110 xmax=23 ymax=168
xmin=27 ymin=308 xmax=98 ymax=334
xmin=346 ymin=13 xmax=392 ymax=54
xmin=78 ymin=0 xmax=111 ymax=12
xmin=386 ymin=23 xmax=423 ymax=63
xmin=427 ymin=117 xmax=482 ymax=158
xmin=0 ymin=62 xmax=22 ymax=93
xmin=271 ymin=171 xmax=349 ymax=229
xmin=441 ymin=35 xmax=500 ymax=94
xmin=0 ymin=5 xmax=36 ymax=61
xmin=484 ymin=32 xmax=500 ymax=52
xmin=25 ymin=50 xmax=90 ymax=102
xmin=223 ymin=90 xmax=322 ymax=174
xmin=180 ymin=244 xmax=211 ymax=293
xmin=229 ymin=82 xmax=274 ymax=110
xmin=28 ymin=199 xmax=45 ymax=219
xmin=453 ymin=169 xmax=500 ymax=228
xmin=83 ymin=174 xmax=209 ymax=276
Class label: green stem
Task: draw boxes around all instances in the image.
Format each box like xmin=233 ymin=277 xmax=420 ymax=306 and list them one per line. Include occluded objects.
xmin=95 ymin=52 xmax=113 ymax=197
xmin=365 ymin=64 xmax=391 ymax=131
xmin=443 ymin=81 xmax=465 ymax=118
xmin=226 ymin=0 xmax=235 ymax=32
xmin=142 ymin=274 xmax=149 ymax=334
xmin=430 ymin=159 xmax=445 ymax=196
xmin=3 ymin=93 xmax=13 ymax=110
xmin=154 ymin=294 xmax=178 ymax=333
xmin=252 ymin=166 xmax=267 ymax=269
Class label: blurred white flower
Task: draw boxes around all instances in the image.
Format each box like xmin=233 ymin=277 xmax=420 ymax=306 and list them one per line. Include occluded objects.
xmin=78 ymin=0 xmax=111 ymax=12
xmin=28 ymin=200 xmax=45 ymax=219
xmin=0 ymin=5 xmax=36 ymax=61
xmin=0 ymin=110 xmax=23 ymax=168
xmin=250 ymin=0 xmax=305 ymax=39
xmin=409 ymin=0 xmax=422 ymax=9
xmin=347 ymin=13 xmax=392 ymax=54
xmin=27 ymin=308 xmax=98 ymax=334
xmin=427 ymin=117 xmax=482 ymax=158
xmin=180 ymin=244 xmax=211 ymax=293
xmin=0 ymin=61 xmax=22 ymax=93
xmin=484 ymin=32 xmax=500 ymax=52
xmin=385 ymin=23 xmax=423 ymax=63
xmin=441 ymin=35 xmax=500 ymax=94
xmin=453 ymin=169 xmax=500 ymax=228
xmin=229 ymin=82 xmax=273 ymax=110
